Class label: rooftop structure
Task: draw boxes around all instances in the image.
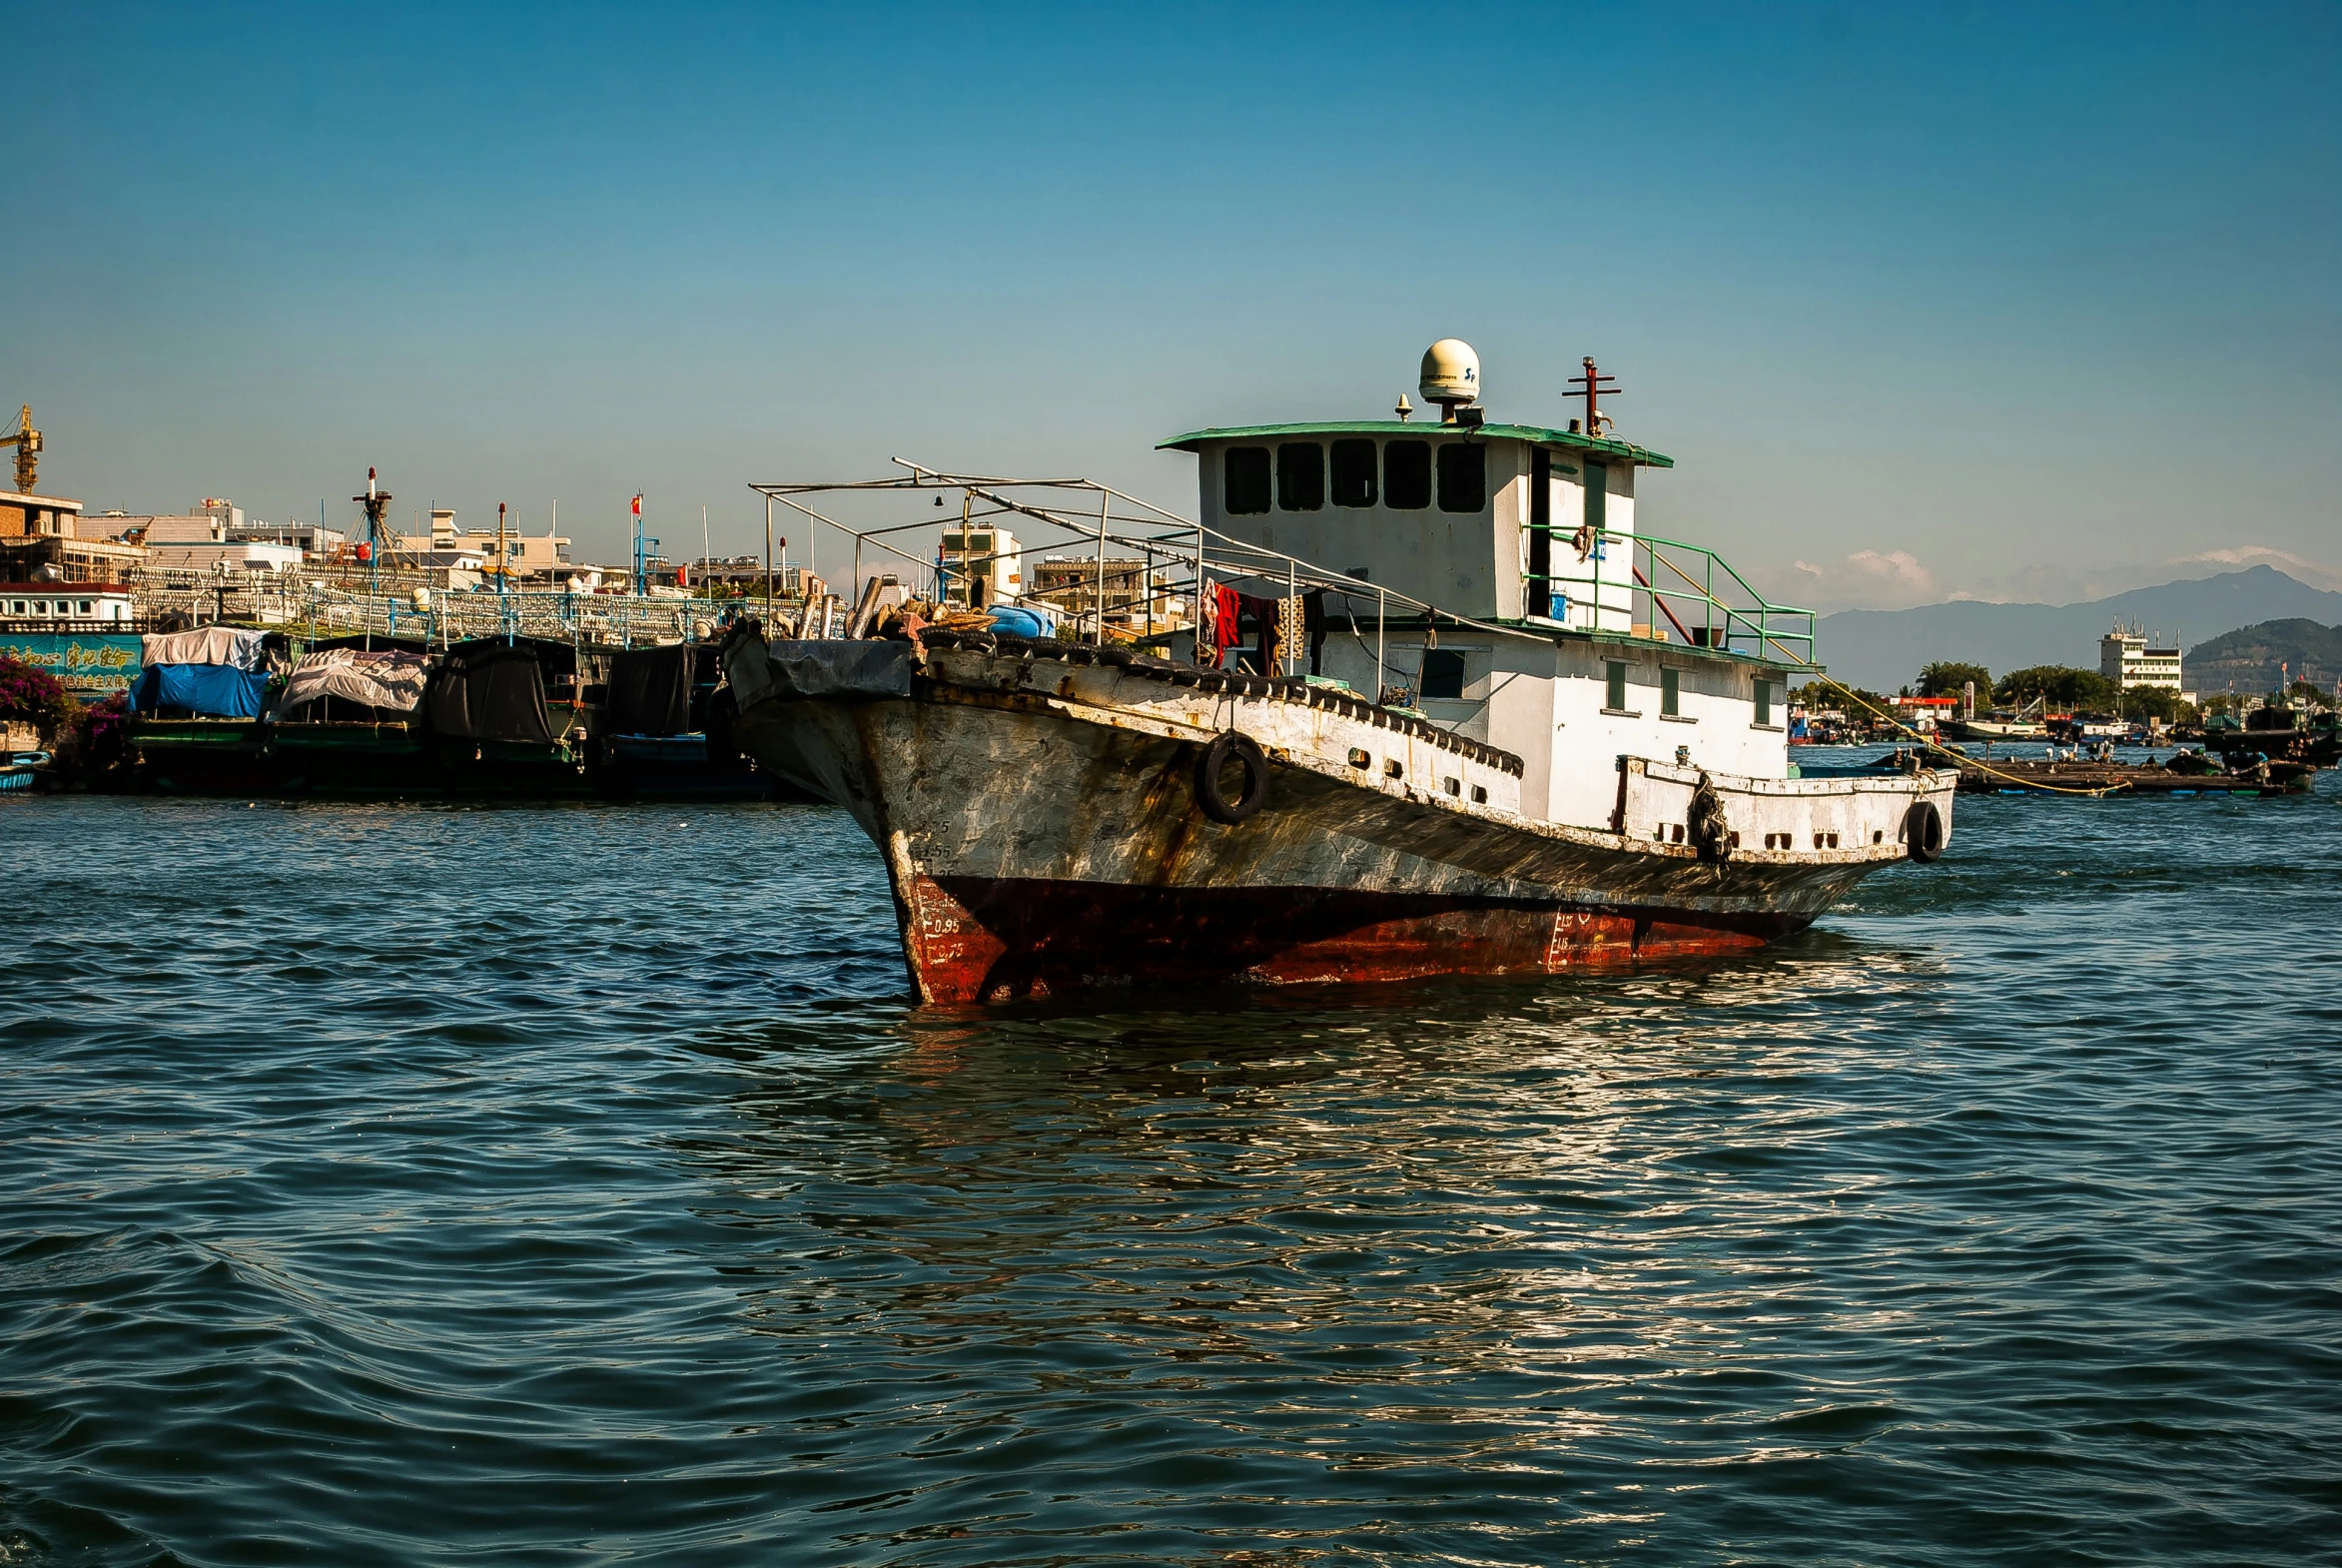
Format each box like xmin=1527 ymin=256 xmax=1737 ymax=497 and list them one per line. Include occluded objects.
xmin=0 ymin=491 xmax=148 ymax=585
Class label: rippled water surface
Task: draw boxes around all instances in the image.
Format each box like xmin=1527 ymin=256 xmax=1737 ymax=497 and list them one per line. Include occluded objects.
xmin=4 ymin=762 xmax=2338 ymax=1565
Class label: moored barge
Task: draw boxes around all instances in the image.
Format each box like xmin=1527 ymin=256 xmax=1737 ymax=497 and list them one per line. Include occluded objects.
xmin=724 ymin=341 xmax=1957 ymax=1004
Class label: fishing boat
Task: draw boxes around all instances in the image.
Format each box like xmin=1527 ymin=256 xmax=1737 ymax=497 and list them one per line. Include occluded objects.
xmin=722 ymin=342 xmax=1957 ymax=1005
xmin=595 ymin=640 xmax=785 ymax=801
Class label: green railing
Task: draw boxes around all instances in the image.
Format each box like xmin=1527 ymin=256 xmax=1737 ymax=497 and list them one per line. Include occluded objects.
xmin=1523 ymin=527 xmax=1817 ymax=667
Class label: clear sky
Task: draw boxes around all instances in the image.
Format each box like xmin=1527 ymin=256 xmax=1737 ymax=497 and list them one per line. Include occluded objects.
xmin=11 ymin=1 xmax=2337 ymax=609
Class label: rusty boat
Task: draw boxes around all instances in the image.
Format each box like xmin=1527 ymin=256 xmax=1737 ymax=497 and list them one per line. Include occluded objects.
xmin=723 ymin=341 xmax=1955 ymax=1005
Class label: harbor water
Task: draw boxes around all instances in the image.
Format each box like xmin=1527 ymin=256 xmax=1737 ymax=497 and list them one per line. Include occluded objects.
xmin=3 ymin=759 xmax=2338 ymax=1564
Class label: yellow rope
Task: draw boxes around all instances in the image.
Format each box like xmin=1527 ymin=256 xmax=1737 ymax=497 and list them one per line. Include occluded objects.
xmin=1643 ymin=579 xmax=2129 ymax=799
xmin=1803 ymin=671 xmax=2126 ymax=797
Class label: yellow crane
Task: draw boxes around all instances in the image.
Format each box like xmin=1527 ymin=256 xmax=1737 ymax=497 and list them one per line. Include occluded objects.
xmin=1 ymin=405 xmax=40 ymax=492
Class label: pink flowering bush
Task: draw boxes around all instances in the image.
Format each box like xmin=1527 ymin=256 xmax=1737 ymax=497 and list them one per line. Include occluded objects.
xmin=0 ymin=655 xmax=76 ymax=741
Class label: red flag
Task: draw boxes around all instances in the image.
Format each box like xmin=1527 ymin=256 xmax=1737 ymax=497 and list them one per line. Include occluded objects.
xmin=631 ymin=493 xmax=643 ymax=516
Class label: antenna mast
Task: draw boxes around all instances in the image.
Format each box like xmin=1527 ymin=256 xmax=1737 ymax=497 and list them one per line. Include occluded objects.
xmin=1568 ymin=357 xmax=1620 ymax=434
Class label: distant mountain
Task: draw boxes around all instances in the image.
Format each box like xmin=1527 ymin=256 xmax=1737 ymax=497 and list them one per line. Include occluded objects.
xmin=1812 ymin=567 xmax=2342 ymax=692
xmin=2183 ymin=618 xmax=2342 ymax=697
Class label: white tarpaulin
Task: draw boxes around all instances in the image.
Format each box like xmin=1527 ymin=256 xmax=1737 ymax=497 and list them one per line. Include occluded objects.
xmin=140 ymin=625 xmax=269 ymax=670
xmin=275 ymin=648 xmax=431 ymax=717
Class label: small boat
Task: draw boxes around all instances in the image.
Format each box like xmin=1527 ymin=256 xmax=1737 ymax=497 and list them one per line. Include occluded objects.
xmin=595 ymin=641 xmax=787 ymax=801
xmin=0 ymin=749 xmax=49 ymax=790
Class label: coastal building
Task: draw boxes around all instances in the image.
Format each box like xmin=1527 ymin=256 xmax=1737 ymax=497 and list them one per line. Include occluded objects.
xmin=390 ymin=508 xmax=571 ymax=578
xmin=0 ymin=492 xmax=149 ymax=585
xmin=939 ymin=524 xmax=1022 ymax=609
xmin=1889 ymin=694 xmax=1956 ymax=733
xmin=129 ymin=514 xmax=304 ymax=578
xmin=2099 ymin=624 xmax=2182 ymax=694
xmin=1028 ymin=555 xmax=1186 ymax=635
xmin=229 ymin=518 xmax=350 ymax=559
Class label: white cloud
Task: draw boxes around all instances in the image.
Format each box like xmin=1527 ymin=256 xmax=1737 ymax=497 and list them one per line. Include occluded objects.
xmin=2162 ymin=545 xmax=2342 ymax=593
xmin=1784 ymin=548 xmax=1939 ymax=610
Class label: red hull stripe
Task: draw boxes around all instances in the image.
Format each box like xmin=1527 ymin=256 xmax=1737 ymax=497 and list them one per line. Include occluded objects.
xmin=900 ymin=875 xmax=1809 ymax=1005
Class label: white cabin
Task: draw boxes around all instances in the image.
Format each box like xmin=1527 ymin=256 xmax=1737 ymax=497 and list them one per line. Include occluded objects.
xmin=1162 ymin=345 xmax=1814 ymax=831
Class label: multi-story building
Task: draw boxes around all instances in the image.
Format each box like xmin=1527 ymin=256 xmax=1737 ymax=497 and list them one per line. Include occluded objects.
xmin=937 ymin=524 xmax=1023 ymax=610
xmin=0 ymin=491 xmax=149 ymax=584
xmin=390 ymin=508 xmax=571 ymax=578
xmin=2099 ymin=623 xmax=2184 ymax=695
xmin=1027 ymin=555 xmax=1187 ymax=635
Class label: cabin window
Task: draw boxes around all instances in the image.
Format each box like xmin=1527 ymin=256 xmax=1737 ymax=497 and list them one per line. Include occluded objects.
xmin=1224 ymin=447 xmax=1271 ymax=515
xmin=1437 ymin=443 xmax=1485 ymax=512
xmin=1421 ymin=649 xmax=1466 ymax=700
xmin=1277 ymin=442 xmax=1324 ymax=511
xmin=78 ymin=600 xmax=93 ymax=614
xmin=1754 ymin=678 xmax=1772 ymax=725
xmin=1584 ymin=462 xmax=1608 ymax=536
xmin=1605 ymin=659 xmax=1627 ymax=711
xmin=1330 ymin=439 xmax=1377 ymax=507
xmin=1661 ymin=667 xmax=1681 ymax=717
xmin=1385 ymin=440 xmax=1431 ymax=509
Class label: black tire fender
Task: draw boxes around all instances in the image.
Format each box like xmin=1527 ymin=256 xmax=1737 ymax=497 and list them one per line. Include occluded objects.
xmin=1905 ymin=800 xmax=1946 ymax=864
xmin=1195 ymin=731 xmax=1268 ymax=825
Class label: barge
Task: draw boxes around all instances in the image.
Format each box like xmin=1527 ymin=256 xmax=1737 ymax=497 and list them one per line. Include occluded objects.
xmin=723 ymin=341 xmax=1956 ymax=1004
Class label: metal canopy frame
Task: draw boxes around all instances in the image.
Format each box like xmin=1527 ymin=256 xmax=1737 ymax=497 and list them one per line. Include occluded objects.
xmin=746 ymin=456 xmax=1809 ymax=703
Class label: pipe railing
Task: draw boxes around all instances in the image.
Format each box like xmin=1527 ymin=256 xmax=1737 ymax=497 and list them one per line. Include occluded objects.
xmin=1524 ymin=527 xmax=1816 ymax=666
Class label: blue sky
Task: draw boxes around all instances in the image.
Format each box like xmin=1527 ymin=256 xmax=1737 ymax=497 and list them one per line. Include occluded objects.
xmin=11 ymin=1 xmax=2337 ymax=608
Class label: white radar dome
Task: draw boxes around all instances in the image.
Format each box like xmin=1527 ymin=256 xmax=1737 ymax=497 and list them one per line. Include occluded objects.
xmin=1419 ymin=339 xmax=1481 ymax=408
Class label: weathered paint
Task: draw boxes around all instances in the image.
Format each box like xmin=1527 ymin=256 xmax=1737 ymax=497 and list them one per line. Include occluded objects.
xmin=725 ymin=633 xmax=1954 ymax=1006
xmin=896 ymin=872 xmax=1798 ymax=1005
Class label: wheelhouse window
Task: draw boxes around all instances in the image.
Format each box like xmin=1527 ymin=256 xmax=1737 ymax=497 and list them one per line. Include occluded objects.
xmin=1661 ymin=667 xmax=1681 ymax=717
xmin=1754 ymin=678 xmax=1773 ymax=725
xmin=1385 ymin=441 xmax=1430 ymax=509
xmin=1420 ymin=649 xmax=1466 ymax=701
xmin=1330 ymin=439 xmax=1377 ymax=507
xmin=1277 ymin=442 xmax=1324 ymax=511
xmin=1223 ymin=446 xmax=1271 ymax=515
xmin=1436 ymin=442 xmax=1485 ymax=512
xmin=1605 ymin=660 xmax=1628 ymax=711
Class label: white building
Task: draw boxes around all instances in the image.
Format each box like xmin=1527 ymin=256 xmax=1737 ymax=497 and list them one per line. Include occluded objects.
xmin=2099 ymin=623 xmax=2183 ymax=694
xmin=390 ymin=508 xmax=571 ymax=578
xmin=939 ymin=523 xmax=1022 ymax=609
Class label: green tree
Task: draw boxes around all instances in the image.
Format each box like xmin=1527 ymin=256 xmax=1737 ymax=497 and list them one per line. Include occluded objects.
xmin=2120 ymin=684 xmax=2187 ymax=724
xmin=1995 ymin=665 xmax=2118 ymax=712
xmin=1917 ymin=661 xmax=1991 ymax=701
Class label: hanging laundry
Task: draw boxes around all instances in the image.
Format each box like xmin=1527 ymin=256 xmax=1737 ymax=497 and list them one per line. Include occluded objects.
xmin=1237 ymin=593 xmax=1281 ymax=675
xmin=1209 ymin=583 xmax=1242 ymax=668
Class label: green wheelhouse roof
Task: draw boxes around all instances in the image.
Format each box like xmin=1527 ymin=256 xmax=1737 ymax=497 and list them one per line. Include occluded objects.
xmin=1158 ymin=419 xmax=1673 ymax=469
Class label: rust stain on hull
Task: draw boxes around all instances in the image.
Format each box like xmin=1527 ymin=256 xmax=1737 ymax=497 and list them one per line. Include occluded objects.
xmin=900 ymin=874 xmax=1801 ymax=1006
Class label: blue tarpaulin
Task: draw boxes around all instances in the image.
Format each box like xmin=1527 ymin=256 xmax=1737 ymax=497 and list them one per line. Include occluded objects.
xmin=127 ymin=663 xmax=270 ymax=718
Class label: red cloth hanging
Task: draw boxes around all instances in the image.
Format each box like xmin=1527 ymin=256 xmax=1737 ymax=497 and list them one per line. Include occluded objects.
xmin=1208 ymin=583 xmax=1242 ymax=667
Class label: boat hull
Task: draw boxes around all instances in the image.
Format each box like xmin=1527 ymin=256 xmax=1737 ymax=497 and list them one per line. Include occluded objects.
xmin=725 ymin=632 xmax=1954 ymax=1006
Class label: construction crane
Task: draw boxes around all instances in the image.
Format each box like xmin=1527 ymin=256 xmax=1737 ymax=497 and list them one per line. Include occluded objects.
xmin=1 ymin=405 xmax=40 ymax=492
